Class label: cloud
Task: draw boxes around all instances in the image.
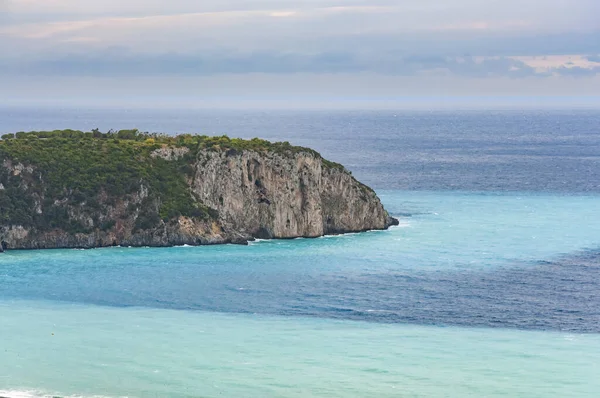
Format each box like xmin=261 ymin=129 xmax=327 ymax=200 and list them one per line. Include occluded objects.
xmin=587 ymin=55 xmax=600 ymax=63
xmin=0 ymin=9 xmax=269 ymax=39
xmin=269 ymin=11 xmax=297 ymax=17
xmin=3 ymin=0 xmax=598 ymax=37
xmin=0 ymin=50 xmax=569 ymax=78
xmin=0 ymin=0 xmax=599 ymax=100
xmin=0 ymin=0 xmax=10 ymax=23
xmin=554 ymin=66 xmax=600 ymax=77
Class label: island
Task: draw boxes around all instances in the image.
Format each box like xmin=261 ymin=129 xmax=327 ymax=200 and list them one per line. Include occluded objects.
xmin=0 ymin=129 xmax=398 ymax=251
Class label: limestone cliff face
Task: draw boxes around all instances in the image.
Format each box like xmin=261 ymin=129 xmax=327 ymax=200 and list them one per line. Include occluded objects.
xmin=0 ymin=144 xmax=397 ymax=251
xmin=192 ymin=149 xmax=396 ymax=239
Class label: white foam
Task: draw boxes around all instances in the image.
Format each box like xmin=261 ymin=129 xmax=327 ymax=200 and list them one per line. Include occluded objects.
xmin=0 ymin=391 xmax=40 ymax=398
xmin=248 ymin=224 xmax=411 ymax=244
xmin=0 ymin=391 xmax=117 ymax=398
xmin=248 ymin=239 xmax=269 ymax=246
xmin=389 ymin=220 xmax=411 ymax=229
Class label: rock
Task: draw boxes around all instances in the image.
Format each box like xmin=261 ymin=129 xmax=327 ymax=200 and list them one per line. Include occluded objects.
xmin=388 ymin=216 xmax=400 ymax=227
xmin=0 ymin=139 xmax=398 ymax=250
xmin=191 ymin=150 xmax=394 ymax=238
xmin=150 ymin=146 xmax=190 ymax=160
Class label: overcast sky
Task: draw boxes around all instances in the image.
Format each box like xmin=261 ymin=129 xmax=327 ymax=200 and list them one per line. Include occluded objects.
xmin=1 ymin=0 xmax=599 ymax=107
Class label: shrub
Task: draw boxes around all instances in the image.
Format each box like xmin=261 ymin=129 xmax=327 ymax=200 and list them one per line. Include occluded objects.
xmin=0 ymin=129 xmax=340 ymax=233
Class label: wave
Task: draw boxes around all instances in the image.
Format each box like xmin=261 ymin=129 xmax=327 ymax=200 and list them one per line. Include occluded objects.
xmin=248 ymin=238 xmax=271 ymax=245
xmin=0 ymin=391 xmax=115 ymax=398
xmin=388 ymin=220 xmax=411 ymax=229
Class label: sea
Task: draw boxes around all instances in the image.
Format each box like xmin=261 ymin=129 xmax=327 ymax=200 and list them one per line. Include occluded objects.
xmin=1 ymin=107 xmax=600 ymax=397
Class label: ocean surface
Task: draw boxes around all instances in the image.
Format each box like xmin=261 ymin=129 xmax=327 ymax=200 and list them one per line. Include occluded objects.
xmin=1 ymin=107 xmax=600 ymax=397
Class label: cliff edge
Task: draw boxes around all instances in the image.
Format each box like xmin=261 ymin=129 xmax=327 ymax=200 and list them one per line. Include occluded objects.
xmin=0 ymin=130 xmax=398 ymax=250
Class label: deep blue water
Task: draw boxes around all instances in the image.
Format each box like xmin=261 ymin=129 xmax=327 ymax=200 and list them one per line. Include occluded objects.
xmin=1 ymin=108 xmax=600 ymax=333
xmin=2 ymin=107 xmax=599 ymax=192
xmin=2 ymin=245 xmax=599 ymax=332
xmin=2 ymin=107 xmax=600 ymax=397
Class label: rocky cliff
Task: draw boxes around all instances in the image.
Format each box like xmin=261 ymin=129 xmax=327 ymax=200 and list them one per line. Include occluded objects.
xmin=0 ymin=130 xmax=398 ymax=251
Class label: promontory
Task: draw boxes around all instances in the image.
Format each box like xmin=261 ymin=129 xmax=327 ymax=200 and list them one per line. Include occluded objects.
xmin=0 ymin=129 xmax=398 ymax=251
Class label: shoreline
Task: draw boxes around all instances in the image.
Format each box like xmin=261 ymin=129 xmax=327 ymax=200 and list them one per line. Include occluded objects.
xmin=0 ymin=220 xmax=399 ymax=253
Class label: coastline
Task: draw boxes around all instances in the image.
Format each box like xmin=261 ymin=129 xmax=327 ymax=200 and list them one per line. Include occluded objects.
xmin=1 ymin=132 xmax=398 ymax=253
xmin=0 ymin=219 xmax=399 ymax=253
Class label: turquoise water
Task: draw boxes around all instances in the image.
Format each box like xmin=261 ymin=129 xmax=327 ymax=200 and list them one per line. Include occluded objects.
xmin=2 ymin=109 xmax=600 ymax=396
xmin=2 ymin=300 xmax=599 ymax=398
xmin=2 ymin=191 xmax=600 ymax=396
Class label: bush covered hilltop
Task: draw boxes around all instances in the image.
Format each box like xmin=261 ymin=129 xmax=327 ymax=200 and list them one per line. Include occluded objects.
xmin=0 ymin=129 xmax=398 ymax=251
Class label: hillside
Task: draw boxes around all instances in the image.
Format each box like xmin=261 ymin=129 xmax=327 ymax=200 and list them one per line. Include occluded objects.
xmin=0 ymin=129 xmax=398 ymax=250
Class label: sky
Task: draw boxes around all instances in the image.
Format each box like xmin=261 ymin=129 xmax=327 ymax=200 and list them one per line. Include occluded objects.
xmin=0 ymin=0 xmax=599 ymax=108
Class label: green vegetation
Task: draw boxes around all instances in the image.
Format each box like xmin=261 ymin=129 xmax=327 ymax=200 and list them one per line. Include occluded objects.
xmin=0 ymin=129 xmax=342 ymax=233
xmin=1 ymin=129 xmax=342 ymax=162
